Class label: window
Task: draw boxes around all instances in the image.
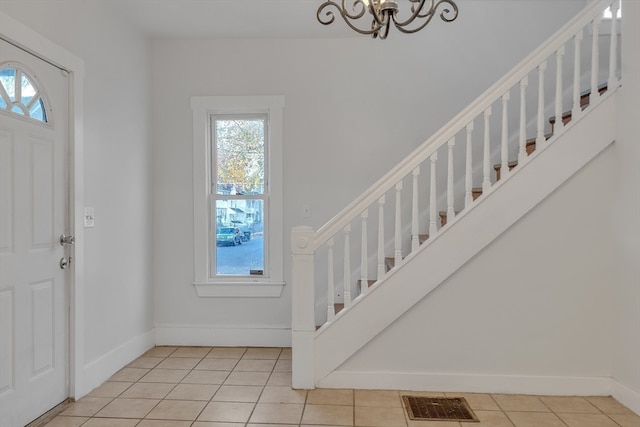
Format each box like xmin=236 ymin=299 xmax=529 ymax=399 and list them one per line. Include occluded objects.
xmin=212 ymin=116 xmax=266 ymax=276
xmin=0 ymin=65 xmax=49 ymax=123
xmin=191 ymin=96 xmax=285 ymax=297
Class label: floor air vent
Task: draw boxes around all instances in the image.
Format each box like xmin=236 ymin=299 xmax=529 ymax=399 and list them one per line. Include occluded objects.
xmin=402 ymin=396 xmax=479 ymax=422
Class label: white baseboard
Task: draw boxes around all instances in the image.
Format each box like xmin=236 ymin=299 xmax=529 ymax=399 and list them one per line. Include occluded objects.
xmin=319 ymin=370 xmax=612 ymax=397
xmin=155 ymin=324 xmax=292 ymax=347
xmin=82 ymin=329 xmax=155 ymax=397
xmin=611 ymin=379 xmax=640 ymax=415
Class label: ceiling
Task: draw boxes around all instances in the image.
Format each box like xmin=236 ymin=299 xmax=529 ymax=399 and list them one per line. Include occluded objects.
xmin=107 ymin=0 xmax=359 ymax=39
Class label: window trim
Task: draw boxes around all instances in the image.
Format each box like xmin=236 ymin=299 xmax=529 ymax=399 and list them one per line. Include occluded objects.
xmin=191 ymin=95 xmax=285 ymax=297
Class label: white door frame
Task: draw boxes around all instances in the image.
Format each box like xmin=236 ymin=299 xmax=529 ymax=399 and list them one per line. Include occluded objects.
xmin=0 ymin=12 xmax=86 ymax=398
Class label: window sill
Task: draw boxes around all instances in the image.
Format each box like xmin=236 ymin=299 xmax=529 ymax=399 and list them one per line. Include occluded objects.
xmin=193 ymin=281 xmax=285 ymax=298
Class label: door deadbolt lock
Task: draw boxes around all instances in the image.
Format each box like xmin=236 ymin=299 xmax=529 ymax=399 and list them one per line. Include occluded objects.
xmin=59 ymin=234 xmax=75 ymax=246
xmin=59 ymin=257 xmax=70 ymax=269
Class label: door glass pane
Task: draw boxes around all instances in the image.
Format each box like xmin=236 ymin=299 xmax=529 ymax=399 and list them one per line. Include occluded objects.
xmin=29 ymin=98 xmax=46 ymax=122
xmin=214 ymin=199 xmax=264 ymax=276
xmin=215 ymin=118 xmax=265 ymax=195
xmin=20 ymin=73 xmax=36 ymax=105
xmin=0 ymin=67 xmax=48 ymax=123
xmin=0 ymin=68 xmax=16 ymax=102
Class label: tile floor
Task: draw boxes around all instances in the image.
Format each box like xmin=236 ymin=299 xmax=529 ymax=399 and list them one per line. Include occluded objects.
xmin=42 ymin=346 xmax=639 ymax=427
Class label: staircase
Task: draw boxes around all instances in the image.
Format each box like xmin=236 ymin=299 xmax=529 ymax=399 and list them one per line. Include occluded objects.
xmin=291 ymin=0 xmax=621 ymax=390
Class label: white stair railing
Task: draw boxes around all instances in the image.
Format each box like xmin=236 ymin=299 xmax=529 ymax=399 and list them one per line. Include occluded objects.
xmin=292 ymin=0 xmax=621 ymax=389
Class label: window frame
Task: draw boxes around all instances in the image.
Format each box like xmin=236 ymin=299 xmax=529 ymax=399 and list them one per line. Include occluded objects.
xmin=191 ymin=96 xmax=285 ymax=297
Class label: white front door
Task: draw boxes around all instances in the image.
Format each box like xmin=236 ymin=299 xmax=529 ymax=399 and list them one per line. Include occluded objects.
xmin=0 ymin=38 xmax=70 ymax=427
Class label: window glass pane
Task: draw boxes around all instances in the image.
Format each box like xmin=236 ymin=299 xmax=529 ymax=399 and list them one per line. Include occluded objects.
xmin=215 ymin=118 xmax=265 ymax=195
xmin=11 ymin=105 xmax=24 ymax=115
xmin=0 ymin=68 xmax=16 ymax=102
xmin=214 ymin=199 xmax=264 ymax=276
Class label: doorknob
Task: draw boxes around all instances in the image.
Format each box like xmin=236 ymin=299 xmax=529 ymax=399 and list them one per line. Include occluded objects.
xmin=59 ymin=257 xmax=70 ymax=269
xmin=59 ymin=234 xmax=75 ymax=246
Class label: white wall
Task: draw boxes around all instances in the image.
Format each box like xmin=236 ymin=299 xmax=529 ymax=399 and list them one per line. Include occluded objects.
xmin=151 ymin=2 xmax=586 ymax=344
xmin=611 ymin=0 xmax=640 ymax=411
xmin=0 ymin=0 xmax=154 ymax=394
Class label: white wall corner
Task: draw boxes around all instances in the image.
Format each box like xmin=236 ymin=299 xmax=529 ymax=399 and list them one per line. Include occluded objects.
xmin=81 ymin=330 xmax=155 ymax=397
xmin=81 ymin=329 xmax=155 ymax=399
xmin=155 ymin=324 xmax=291 ymax=348
xmin=611 ymin=378 xmax=640 ymax=416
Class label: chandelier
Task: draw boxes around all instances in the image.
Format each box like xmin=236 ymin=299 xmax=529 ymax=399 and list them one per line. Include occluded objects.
xmin=316 ymin=0 xmax=459 ymax=39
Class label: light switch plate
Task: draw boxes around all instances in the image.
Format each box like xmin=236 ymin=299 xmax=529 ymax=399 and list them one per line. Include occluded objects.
xmin=84 ymin=207 xmax=95 ymax=228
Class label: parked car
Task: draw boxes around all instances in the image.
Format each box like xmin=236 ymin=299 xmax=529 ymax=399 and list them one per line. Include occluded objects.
xmin=216 ymin=227 xmax=242 ymax=246
xmin=231 ymin=221 xmax=252 ymax=241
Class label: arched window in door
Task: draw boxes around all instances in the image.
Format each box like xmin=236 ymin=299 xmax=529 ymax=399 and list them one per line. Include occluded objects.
xmin=0 ymin=65 xmax=49 ymax=123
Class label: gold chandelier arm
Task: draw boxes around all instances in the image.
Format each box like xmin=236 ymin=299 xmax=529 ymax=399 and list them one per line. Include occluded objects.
xmin=392 ymin=0 xmax=431 ymax=27
xmin=393 ymin=0 xmax=458 ymax=34
xmin=317 ymin=0 xmax=383 ymax=36
xmin=377 ymin=17 xmax=393 ymax=39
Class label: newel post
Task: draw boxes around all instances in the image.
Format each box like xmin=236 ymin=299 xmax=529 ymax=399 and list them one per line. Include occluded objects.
xmin=291 ymin=226 xmax=316 ymax=389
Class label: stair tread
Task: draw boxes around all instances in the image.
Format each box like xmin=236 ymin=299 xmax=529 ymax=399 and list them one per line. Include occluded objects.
xmin=526 ymin=132 xmax=553 ymax=144
xmin=493 ymin=160 xmax=519 ymax=170
xmin=357 ymin=279 xmax=377 ymax=288
xmin=549 ymin=84 xmax=607 ymax=123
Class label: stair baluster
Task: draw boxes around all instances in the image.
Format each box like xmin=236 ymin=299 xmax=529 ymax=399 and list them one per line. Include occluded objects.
xmin=536 ymin=60 xmax=547 ymax=146
xmin=327 ymin=238 xmax=336 ymax=321
xmin=360 ymin=210 xmax=369 ymax=296
xmin=591 ymin=16 xmax=601 ymax=102
xmin=429 ymin=153 xmax=438 ymax=236
xmin=465 ymin=122 xmax=474 ymax=208
xmin=518 ymin=77 xmax=529 ymax=164
xmin=447 ymin=138 xmax=456 ymax=223
xmin=343 ymin=224 xmax=351 ymax=307
xmin=572 ymin=29 xmax=584 ymax=119
xmin=411 ymin=167 xmax=420 ymax=252
xmin=394 ymin=181 xmax=403 ymax=266
xmin=377 ymin=196 xmax=386 ymax=279
xmin=555 ymin=46 xmax=565 ymax=134
xmin=608 ymin=1 xmax=619 ymax=89
xmin=482 ymin=107 xmax=492 ymax=193
xmin=500 ymin=93 xmax=510 ymax=177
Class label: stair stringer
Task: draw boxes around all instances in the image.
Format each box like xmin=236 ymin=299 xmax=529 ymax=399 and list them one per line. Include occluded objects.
xmin=314 ymin=90 xmax=617 ymax=385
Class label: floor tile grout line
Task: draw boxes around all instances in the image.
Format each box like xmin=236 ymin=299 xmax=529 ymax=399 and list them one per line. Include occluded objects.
xmin=245 ymin=349 xmax=277 ymax=425
xmin=142 ymin=348 xmax=201 ymax=424
xmin=46 ymin=347 xmax=639 ymax=427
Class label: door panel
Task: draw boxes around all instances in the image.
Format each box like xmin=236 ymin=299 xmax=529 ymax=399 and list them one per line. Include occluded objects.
xmin=0 ymin=38 xmax=70 ymax=427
